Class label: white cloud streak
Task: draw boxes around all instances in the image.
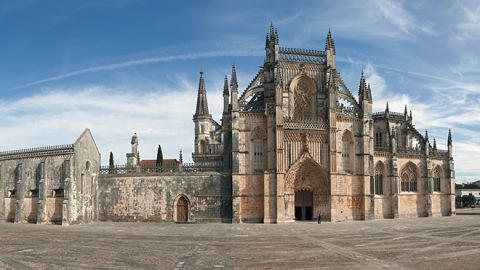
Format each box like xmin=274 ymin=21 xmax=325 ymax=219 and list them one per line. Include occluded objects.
xmin=9 ymin=49 xmax=263 ymax=91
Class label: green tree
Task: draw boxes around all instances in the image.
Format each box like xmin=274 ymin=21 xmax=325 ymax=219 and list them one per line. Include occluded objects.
xmin=462 ymin=194 xmax=477 ymax=207
xmin=156 ymin=145 xmax=163 ymax=172
xmin=108 ymin=151 xmax=115 ymax=174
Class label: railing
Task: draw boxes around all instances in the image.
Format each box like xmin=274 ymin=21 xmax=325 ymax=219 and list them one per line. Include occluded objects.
xmin=100 ymin=163 xmax=224 ymax=176
xmin=0 ymin=144 xmax=74 ymax=156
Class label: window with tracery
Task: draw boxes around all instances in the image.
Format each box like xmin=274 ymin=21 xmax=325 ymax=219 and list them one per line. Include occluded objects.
xmin=251 ymin=127 xmax=266 ymax=172
xmin=253 ymin=139 xmax=264 ymax=171
xmin=433 ymin=166 xmax=441 ymax=192
xmin=401 ymin=164 xmax=417 ymax=192
xmin=375 ymin=162 xmax=384 ymax=195
xmin=375 ymin=131 xmax=382 ymax=147
xmin=342 ymin=131 xmax=353 ymax=173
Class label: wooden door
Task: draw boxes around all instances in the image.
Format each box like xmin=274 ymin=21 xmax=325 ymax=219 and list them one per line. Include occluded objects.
xmin=176 ymin=197 xmax=188 ymax=222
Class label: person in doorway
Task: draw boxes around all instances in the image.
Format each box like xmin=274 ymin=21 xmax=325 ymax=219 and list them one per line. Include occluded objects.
xmin=317 ymin=214 xmax=321 ymax=224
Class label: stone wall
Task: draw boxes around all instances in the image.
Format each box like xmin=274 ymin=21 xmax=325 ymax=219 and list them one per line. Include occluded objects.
xmin=98 ymin=172 xmax=232 ymax=223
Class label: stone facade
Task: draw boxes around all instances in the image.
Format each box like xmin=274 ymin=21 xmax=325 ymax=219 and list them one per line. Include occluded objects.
xmin=0 ymin=129 xmax=100 ymax=225
xmin=191 ymin=24 xmax=455 ymax=223
xmin=0 ymin=25 xmax=455 ymax=225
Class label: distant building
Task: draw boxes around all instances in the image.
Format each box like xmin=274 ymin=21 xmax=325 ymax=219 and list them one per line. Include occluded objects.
xmin=455 ymin=181 xmax=480 ymax=205
xmin=0 ymin=129 xmax=99 ymax=225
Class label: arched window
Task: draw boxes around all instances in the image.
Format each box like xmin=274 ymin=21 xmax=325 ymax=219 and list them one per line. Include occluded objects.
xmin=401 ymin=163 xmax=418 ymax=192
xmin=375 ymin=131 xmax=382 ymax=147
xmin=433 ymin=166 xmax=442 ymax=192
xmin=342 ymin=131 xmax=354 ymax=173
xmin=251 ymin=127 xmax=266 ymax=172
xmin=375 ymin=162 xmax=384 ymax=195
xmin=199 ymin=140 xmax=206 ymax=153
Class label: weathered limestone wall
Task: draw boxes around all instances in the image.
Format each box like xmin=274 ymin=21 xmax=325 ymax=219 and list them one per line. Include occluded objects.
xmin=237 ymin=174 xmax=264 ymax=223
xmin=98 ymin=172 xmax=232 ymax=223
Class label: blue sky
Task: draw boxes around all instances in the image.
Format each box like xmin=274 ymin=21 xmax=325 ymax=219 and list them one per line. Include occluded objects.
xmin=0 ymin=0 xmax=479 ymax=182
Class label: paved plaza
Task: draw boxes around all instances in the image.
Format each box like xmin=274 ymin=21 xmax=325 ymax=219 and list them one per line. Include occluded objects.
xmin=1 ymin=213 xmax=480 ymax=269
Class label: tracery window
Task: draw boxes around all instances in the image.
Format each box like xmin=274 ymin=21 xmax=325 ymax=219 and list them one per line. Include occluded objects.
xmin=433 ymin=166 xmax=441 ymax=192
xmin=253 ymin=139 xmax=264 ymax=171
xmin=375 ymin=131 xmax=382 ymax=147
xmin=251 ymin=127 xmax=266 ymax=172
xmin=375 ymin=162 xmax=384 ymax=195
xmin=401 ymin=163 xmax=417 ymax=192
xmin=342 ymin=131 xmax=354 ymax=173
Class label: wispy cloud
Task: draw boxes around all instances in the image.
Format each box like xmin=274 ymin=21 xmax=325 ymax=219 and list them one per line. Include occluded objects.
xmin=9 ymin=49 xmax=262 ymax=92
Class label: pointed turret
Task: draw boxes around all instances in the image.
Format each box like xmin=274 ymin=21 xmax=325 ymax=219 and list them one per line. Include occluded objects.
xmin=409 ymin=110 xmax=412 ymax=121
xmin=223 ymin=75 xmax=229 ymax=114
xmin=230 ymin=64 xmax=239 ymax=112
xmin=358 ymin=71 xmax=367 ymax=101
xmin=385 ymin=102 xmax=390 ymax=118
xmin=194 ymin=71 xmax=210 ymax=117
xmin=425 ymin=130 xmax=430 ymax=155
xmin=325 ymin=29 xmax=336 ymax=54
xmin=325 ymin=29 xmax=336 ymax=69
xmin=179 ymin=149 xmax=183 ymax=164
xmin=448 ymin=129 xmax=453 ymax=158
xmin=433 ymin=138 xmax=437 ymax=151
xmin=404 ymin=104 xmax=408 ymax=116
xmin=366 ymin=83 xmax=372 ymax=102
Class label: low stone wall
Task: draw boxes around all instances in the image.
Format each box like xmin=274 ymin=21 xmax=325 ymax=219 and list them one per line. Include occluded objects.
xmin=98 ymin=172 xmax=232 ymax=223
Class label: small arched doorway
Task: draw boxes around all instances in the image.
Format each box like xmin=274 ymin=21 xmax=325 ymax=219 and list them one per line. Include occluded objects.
xmin=176 ymin=196 xmax=188 ymax=223
xmin=295 ymin=189 xmax=313 ymax=220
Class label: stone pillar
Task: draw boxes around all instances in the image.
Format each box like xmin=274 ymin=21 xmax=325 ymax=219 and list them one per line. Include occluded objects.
xmin=263 ymin=172 xmax=277 ymax=223
xmin=14 ymin=163 xmax=25 ymax=223
xmin=449 ymin=158 xmax=456 ymax=215
xmin=392 ymin=156 xmax=399 ymax=218
xmin=37 ymin=161 xmax=47 ymax=224
xmin=0 ymin=164 xmax=4 ymax=222
xmin=426 ymin=158 xmax=433 ymax=217
xmin=63 ymin=159 xmax=71 ymax=226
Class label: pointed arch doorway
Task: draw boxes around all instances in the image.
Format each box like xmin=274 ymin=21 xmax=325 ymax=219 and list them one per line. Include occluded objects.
xmin=176 ymin=196 xmax=188 ymax=223
xmin=295 ymin=189 xmax=314 ymax=220
xmin=284 ymin=153 xmax=330 ymax=222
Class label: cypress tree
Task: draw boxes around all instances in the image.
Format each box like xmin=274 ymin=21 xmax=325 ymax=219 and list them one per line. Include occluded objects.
xmin=109 ymin=151 xmax=114 ymax=174
xmin=156 ymin=145 xmax=163 ymax=172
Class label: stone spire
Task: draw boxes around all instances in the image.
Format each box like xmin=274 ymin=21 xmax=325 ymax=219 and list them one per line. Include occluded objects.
xmin=223 ymin=75 xmax=229 ymax=96
xmin=179 ymin=149 xmax=183 ymax=164
xmin=230 ymin=64 xmax=239 ymax=111
xmin=358 ymin=71 xmax=367 ymax=100
xmin=223 ymin=75 xmax=229 ymax=114
xmin=194 ymin=71 xmax=210 ymax=117
xmin=385 ymin=102 xmax=390 ymax=118
xmin=433 ymin=138 xmax=437 ymax=151
xmin=404 ymin=104 xmax=408 ymax=116
xmin=425 ymin=129 xmax=429 ymax=141
xmin=367 ymin=83 xmax=372 ymax=102
xmin=410 ymin=110 xmax=412 ymax=120
xmin=325 ymin=29 xmax=336 ymax=54
xmin=448 ymin=129 xmax=453 ymax=158
xmin=325 ymin=29 xmax=336 ymax=69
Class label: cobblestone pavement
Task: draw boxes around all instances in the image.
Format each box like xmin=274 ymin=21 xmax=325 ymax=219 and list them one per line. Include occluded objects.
xmin=1 ymin=215 xmax=480 ymax=269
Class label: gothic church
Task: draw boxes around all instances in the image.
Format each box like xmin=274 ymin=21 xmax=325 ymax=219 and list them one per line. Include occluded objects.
xmin=0 ymin=25 xmax=455 ymax=225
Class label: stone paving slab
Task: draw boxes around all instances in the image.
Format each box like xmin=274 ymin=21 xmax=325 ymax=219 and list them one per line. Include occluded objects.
xmin=0 ymin=216 xmax=480 ymax=269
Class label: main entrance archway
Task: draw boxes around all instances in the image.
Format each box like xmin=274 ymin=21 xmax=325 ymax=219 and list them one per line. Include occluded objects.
xmin=295 ymin=189 xmax=313 ymax=220
xmin=284 ymin=153 xmax=330 ymax=222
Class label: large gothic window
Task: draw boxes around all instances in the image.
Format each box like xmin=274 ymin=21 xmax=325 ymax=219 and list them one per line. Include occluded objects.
xmin=433 ymin=166 xmax=442 ymax=192
xmin=375 ymin=162 xmax=384 ymax=195
xmin=341 ymin=131 xmax=354 ymax=173
xmin=292 ymin=76 xmax=316 ymax=120
xmin=401 ymin=163 xmax=418 ymax=192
